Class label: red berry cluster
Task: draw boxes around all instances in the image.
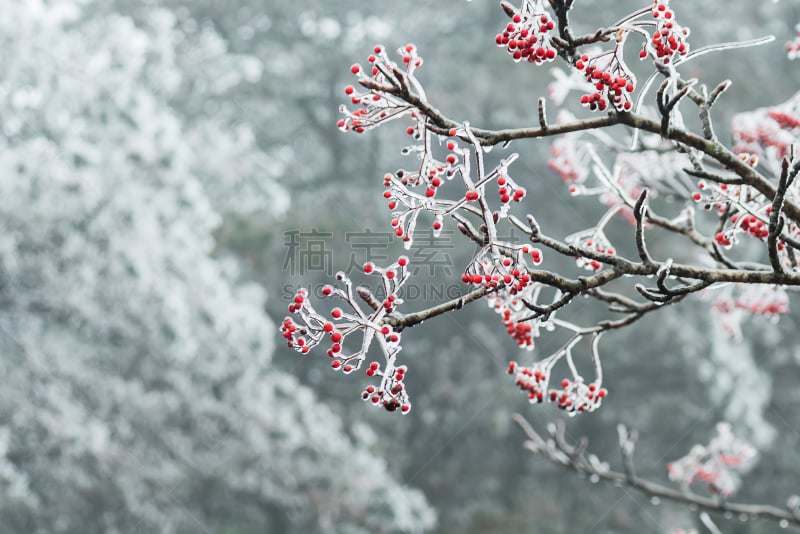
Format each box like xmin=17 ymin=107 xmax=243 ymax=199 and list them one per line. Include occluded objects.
xmin=282 ymin=259 xmax=414 ymax=414
xmin=507 ymin=361 xmax=607 ymax=413
xmin=380 ymin=131 xmax=476 ymax=245
xmin=735 ymin=296 xmax=789 ymax=317
xmin=732 ymin=93 xmax=800 ymax=165
xmin=548 ymin=132 xmax=589 ymax=184
xmin=549 ymin=378 xmax=607 ymax=414
xmin=734 ymin=286 xmax=789 ymax=317
xmin=710 ymin=284 xmax=790 ymax=341
xmin=647 ymin=1 xmax=690 ymax=66
xmin=282 ymin=289 xmax=317 ymax=354
xmin=361 ymin=364 xmax=411 ymax=413
xmin=768 ymin=109 xmax=800 ymax=131
xmin=508 ymin=361 xmax=548 ymax=402
xmin=463 ymin=248 xmax=542 ymax=291
xmin=667 ymin=423 xmax=756 ymax=497
xmin=502 ymin=307 xmax=535 ymax=348
xmin=787 ymin=24 xmax=800 ymax=60
xmin=337 ymin=44 xmax=422 ymax=134
xmin=569 ymin=233 xmax=614 ymax=271
xmin=576 ymin=51 xmax=635 ymax=112
xmin=733 ymin=214 xmax=769 ymax=240
xmin=497 ymin=175 xmax=526 ymax=205
xmin=495 ymin=1 xmax=558 ymax=65
xmin=462 ymin=251 xmax=544 ymax=348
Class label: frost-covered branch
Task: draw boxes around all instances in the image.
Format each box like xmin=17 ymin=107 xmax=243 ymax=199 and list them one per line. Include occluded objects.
xmin=513 ymin=416 xmax=800 ymax=529
xmin=288 ymin=0 xmax=800 ymax=420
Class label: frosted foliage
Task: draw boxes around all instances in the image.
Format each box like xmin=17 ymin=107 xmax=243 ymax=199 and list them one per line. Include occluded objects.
xmin=0 ymin=2 xmax=433 ymax=532
xmin=703 ymin=326 xmax=776 ymax=448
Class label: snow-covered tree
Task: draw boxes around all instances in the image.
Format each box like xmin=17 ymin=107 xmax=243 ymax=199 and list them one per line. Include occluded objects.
xmin=0 ymin=1 xmax=434 ymax=532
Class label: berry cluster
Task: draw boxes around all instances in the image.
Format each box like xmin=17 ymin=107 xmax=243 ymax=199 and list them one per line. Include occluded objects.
xmin=281 ymin=258 xmax=414 ymax=414
xmin=646 ymin=0 xmax=690 ymax=66
xmin=576 ymin=48 xmax=636 ymax=112
xmin=566 ymin=229 xmax=615 ymax=272
xmin=462 ymin=250 xmax=545 ymax=349
xmin=507 ymin=361 xmax=607 ymax=414
xmin=708 ymin=285 xmax=790 ymax=341
xmin=733 ymin=92 xmax=800 ymax=166
xmin=547 ymin=116 xmax=593 ymax=185
xmin=549 ymin=377 xmax=607 ymax=414
xmin=507 ymin=360 xmax=551 ymax=403
xmin=382 ymin=123 xmax=522 ymax=249
xmin=787 ymin=23 xmax=800 ymax=60
xmin=360 ymin=363 xmax=411 ymax=413
xmin=496 ymin=174 xmax=527 ymax=211
xmin=549 ymin=140 xmax=588 ymax=183
xmin=667 ymin=423 xmax=756 ymax=496
xmin=463 ymin=249 xmax=542 ymax=289
xmin=495 ymin=0 xmax=558 ymax=65
xmin=711 ymin=210 xmax=774 ymax=249
xmin=337 ymin=44 xmax=424 ymax=134
xmin=733 ymin=213 xmax=769 ymax=241
xmin=383 ymin=153 xmax=459 ymax=245
xmin=712 ymin=285 xmax=790 ymax=318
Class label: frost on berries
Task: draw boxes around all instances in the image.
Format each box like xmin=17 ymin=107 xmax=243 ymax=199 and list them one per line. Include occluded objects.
xmin=698 ymin=92 xmax=800 ymax=268
xmin=547 ymin=48 xmax=602 ymax=106
xmin=381 ymin=127 xmax=522 ymax=247
xmin=667 ymin=423 xmax=757 ymax=496
xmin=732 ymin=91 xmax=800 ymax=168
xmin=706 ymin=284 xmax=789 ymax=341
xmin=337 ymin=44 xmax=425 ymax=135
xmin=548 ymin=114 xmax=592 ymax=184
xmin=466 ymin=246 xmax=545 ymax=349
xmin=495 ymin=0 xmax=557 ymax=64
xmin=507 ymin=334 xmax=607 ymax=415
xmin=282 ymin=258 xmax=413 ymax=414
xmin=787 ymin=23 xmax=800 ymax=60
xmin=566 ymin=227 xmax=615 ymax=272
xmin=575 ymin=37 xmax=636 ymax=112
xmin=646 ymin=0 xmax=690 ymax=66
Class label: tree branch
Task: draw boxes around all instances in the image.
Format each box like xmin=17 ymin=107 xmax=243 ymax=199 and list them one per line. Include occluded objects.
xmin=513 ymin=416 xmax=800 ymax=529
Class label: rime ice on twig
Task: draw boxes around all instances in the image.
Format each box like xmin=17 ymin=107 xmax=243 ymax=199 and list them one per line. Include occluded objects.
xmin=282 ymin=257 xmax=414 ymax=414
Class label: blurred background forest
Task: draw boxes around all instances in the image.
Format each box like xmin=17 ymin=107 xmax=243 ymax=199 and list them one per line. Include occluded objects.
xmin=1 ymin=0 xmax=800 ymax=532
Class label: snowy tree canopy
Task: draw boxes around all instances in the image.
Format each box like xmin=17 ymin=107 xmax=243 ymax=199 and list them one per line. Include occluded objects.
xmin=0 ymin=1 xmax=434 ymax=532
